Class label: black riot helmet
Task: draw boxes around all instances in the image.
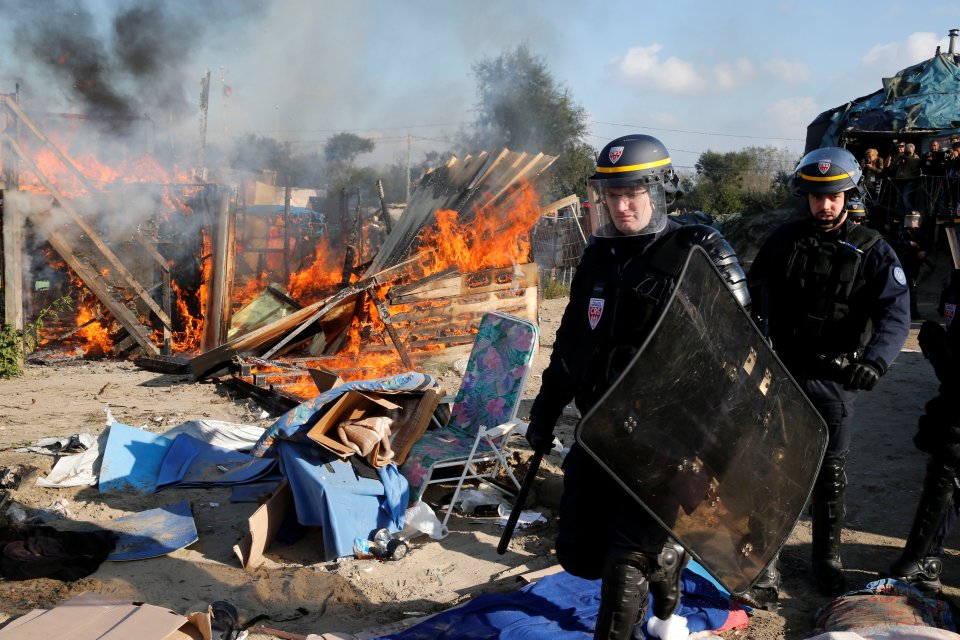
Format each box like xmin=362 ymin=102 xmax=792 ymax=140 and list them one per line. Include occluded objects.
xmin=792 ymin=147 xmax=866 ymax=229
xmin=847 ymin=198 xmax=867 ymax=222
xmin=792 ymin=147 xmax=866 ymax=197
xmin=586 ymin=134 xmax=682 ymax=238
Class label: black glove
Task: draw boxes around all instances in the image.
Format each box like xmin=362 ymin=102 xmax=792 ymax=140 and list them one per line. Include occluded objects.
xmin=524 ymin=420 xmax=555 ymax=453
xmin=841 ymin=359 xmax=882 ymax=391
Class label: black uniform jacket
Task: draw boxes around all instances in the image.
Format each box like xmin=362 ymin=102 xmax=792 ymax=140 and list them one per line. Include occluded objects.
xmin=528 ymin=219 xmax=683 ymax=432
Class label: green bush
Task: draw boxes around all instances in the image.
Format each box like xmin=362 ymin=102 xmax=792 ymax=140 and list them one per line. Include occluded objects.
xmin=0 ymin=295 xmax=72 ymax=379
xmin=541 ymin=277 xmax=571 ymax=300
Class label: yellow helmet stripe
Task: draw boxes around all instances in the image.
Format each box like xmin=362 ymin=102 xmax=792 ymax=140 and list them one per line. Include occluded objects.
xmin=597 ymin=157 xmax=672 ymax=173
xmin=798 ymin=170 xmax=852 ymax=182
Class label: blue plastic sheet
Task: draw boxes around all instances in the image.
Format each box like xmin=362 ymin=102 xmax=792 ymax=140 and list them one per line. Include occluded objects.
xmin=106 ymin=501 xmax=198 ymax=561
xmin=156 ymin=433 xmax=278 ymax=490
xmin=374 ymin=564 xmax=734 ymax=640
xmin=99 ymin=422 xmax=174 ymax=494
xmin=277 ymin=440 xmax=408 ymax=560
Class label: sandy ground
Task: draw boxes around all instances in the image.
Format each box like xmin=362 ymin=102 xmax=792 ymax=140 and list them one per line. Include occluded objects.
xmin=0 ymin=256 xmax=956 ymax=640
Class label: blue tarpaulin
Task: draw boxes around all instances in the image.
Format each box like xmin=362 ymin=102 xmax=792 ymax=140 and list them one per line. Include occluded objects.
xmin=373 ymin=564 xmax=740 ymax=640
xmin=807 ymin=52 xmax=960 ymax=150
xmin=277 ymin=440 xmax=408 ymax=560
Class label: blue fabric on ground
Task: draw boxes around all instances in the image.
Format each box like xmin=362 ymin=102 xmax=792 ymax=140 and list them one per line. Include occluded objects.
xmin=156 ymin=433 xmax=278 ymax=490
xmin=99 ymin=422 xmax=174 ymax=493
xmin=277 ymin=440 xmax=408 ymax=560
xmin=106 ymin=500 xmax=197 ymax=561
xmin=374 ymin=568 xmax=733 ymax=640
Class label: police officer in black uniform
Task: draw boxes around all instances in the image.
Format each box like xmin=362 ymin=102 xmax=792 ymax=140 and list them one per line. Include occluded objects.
xmin=886 ymin=313 xmax=960 ymax=593
xmin=525 ymin=134 xmax=751 ymax=639
xmin=846 ymin=198 xmax=868 ymax=226
xmin=748 ymin=147 xmax=911 ymax=599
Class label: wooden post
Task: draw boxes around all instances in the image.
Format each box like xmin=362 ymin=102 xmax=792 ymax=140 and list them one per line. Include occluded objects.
xmin=2 ymin=191 xmax=24 ymax=366
xmin=201 ymin=186 xmax=235 ymax=352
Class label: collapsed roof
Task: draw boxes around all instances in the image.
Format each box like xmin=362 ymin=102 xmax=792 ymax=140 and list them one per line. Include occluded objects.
xmin=806 ymin=43 xmax=960 ymax=152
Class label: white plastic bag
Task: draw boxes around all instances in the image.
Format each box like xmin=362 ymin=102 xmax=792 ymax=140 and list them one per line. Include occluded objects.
xmin=404 ymin=501 xmax=448 ymax=540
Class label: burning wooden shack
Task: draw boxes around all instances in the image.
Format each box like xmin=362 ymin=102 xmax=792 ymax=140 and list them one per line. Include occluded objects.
xmin=0 ymin=94 xmax=560 ymax=404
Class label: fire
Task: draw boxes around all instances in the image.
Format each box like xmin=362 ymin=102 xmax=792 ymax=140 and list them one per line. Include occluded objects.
xmin=166 ymin=234 xmax=212 ymax=354
xmin=416 ymin=180 xmax=539 ymax=276
xmin=74 ymin=302 xmax=113 ymax=356
xmin=286 ymin=237 xmax=345 ymax=302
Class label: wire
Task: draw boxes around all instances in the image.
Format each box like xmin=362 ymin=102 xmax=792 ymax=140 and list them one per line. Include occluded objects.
xmin=590 ymin=120 xmax=804 ymax=142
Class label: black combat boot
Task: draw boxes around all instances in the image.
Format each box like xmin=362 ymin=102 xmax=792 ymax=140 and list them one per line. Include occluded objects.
xmin=594 ymin=548 xmax=652 ymax=640
xmin=648 ymin=541 xmax=690 ymax=620
xmin=732 ymin=554 xmax=781 ymax=609
xmin=887 ymin=460 xmax=956 ymax=594
xmin=811 ymin=457 xmax=848 ymax=597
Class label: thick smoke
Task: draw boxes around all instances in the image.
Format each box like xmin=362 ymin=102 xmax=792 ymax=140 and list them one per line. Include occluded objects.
xmin=1 ymin=0 xmax=265 ymax=137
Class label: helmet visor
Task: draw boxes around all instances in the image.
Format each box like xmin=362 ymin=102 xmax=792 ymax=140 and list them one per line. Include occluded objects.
xmin=587 ymin=180 xmax=668 ymax=238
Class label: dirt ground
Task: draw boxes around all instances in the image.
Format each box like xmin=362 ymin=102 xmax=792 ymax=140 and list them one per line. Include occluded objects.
xmin=0 ymin=255 xmax=956 ymax=640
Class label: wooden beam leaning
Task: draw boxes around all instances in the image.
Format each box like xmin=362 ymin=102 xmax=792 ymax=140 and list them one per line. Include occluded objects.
xmin=0 ymin=96 xmax=102 ymax=196
xmin=43 ymin=227 xmax=160 ymax=355
xmin=1 ymin=133 xmax=172 ymax=329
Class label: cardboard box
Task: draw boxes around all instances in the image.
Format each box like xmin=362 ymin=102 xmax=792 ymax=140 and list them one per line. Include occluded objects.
xmin=306 ymin=391 xmax=401 ymax=458
xmin=0 ymin=592 xmax=213 ymax=640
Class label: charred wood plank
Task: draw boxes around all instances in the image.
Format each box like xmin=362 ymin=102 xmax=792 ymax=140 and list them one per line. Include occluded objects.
xmin=44 ymin=228 xmax=160 ymax=355
xmin=2 ymin=133 xmax=172 ymax=329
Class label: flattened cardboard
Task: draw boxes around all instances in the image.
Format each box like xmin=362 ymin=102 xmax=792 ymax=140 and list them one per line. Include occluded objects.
xmin=0 ymin=591 xmax=213 ymax=640
xmin=233 ymin=478 xmax=293 ymax=570
xmin=305 ymin=392 xmax=400 ymax=458
xmin=308 ymin=367 xmax=345 ymax=394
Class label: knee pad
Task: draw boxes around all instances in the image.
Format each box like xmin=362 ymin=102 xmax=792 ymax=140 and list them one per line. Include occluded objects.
xmin=649 ymin=541 xmax=689 ymax=620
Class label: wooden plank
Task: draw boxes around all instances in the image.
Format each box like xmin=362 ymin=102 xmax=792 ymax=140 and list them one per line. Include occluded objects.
xmin=43 ymin=227 xmax=160 ymax=355
xmin=2 ymin=134 xmax=172 ymax=328
xmin=0 ymin=96 xmax=102 ymax=195
xmin=2 ymin=191 xmax=24 ymax=340
xmin=390 ymin=263 xmax=538 ymax=303
xmin=189 ymin=257 xmax=422 ymax=379
xmin=540 ymin=194 xmax=580 ymax=217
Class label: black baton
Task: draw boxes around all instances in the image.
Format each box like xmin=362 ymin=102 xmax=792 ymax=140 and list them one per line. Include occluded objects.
xmin=497 ymin=447 xmax=545 ymax=554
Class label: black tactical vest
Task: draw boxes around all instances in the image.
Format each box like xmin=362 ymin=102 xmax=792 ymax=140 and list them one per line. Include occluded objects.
xmin=781 ymin=223 xmax=882 ymax=359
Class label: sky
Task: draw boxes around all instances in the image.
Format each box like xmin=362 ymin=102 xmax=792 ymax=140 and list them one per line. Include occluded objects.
xmin=1 ymin=0 xmax=959 ymax=177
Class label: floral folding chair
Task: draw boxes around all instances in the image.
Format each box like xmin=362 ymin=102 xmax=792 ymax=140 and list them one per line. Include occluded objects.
xmin=398 ymin=311 xmax=539 ymax=527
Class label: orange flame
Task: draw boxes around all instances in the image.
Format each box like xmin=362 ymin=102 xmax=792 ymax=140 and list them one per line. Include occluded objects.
xmin=416 ymin=181 xmax=539 ymax=275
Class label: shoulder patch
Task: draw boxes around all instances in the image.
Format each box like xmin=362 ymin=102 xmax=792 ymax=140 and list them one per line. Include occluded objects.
xmin=588 ymin=298 xmax=604 ymax=330
xmin=893 ymin=266 xmax=907 ymax=286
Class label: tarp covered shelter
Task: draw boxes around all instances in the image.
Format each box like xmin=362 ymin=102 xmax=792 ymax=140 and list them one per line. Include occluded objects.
xmin=806 ymin=47 xmax=960 ymax=155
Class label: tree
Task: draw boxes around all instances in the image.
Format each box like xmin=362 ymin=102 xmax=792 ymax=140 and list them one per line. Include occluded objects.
xmin=468 ymin=44 xmax=594 ymax=200
xmin=227 ymin=134 xmax=323 ymax=187
xmin=324 ymin=132 xmax=375 ymax=166
xmin=683 ymin=146 xmax=796 ymax=215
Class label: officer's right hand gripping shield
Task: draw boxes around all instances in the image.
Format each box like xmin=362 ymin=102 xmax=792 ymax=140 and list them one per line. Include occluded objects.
xmin=575 ymin=245 xmax=828 ymax=596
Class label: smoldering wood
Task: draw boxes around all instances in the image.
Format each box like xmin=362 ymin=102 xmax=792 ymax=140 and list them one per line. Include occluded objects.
xmin=2 ymin=134 xmax=172 ymax=330
xmin=201 ymin=187 xmax=235 ymax=352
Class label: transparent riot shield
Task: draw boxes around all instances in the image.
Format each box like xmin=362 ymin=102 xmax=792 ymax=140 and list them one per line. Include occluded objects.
xmin=575 ymin=245 xmax=828 ymax=595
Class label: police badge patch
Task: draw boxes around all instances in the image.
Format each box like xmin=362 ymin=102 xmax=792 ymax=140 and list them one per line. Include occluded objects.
xmin=818 ymin=160 xmax=831 ymax=174
xmin=893 ymin=266 xmax=908 ymax=286
xmin=608 ymin=146 xmax=624 ymax=164
xmin=588 ymin=297 xmax=604 ymax=329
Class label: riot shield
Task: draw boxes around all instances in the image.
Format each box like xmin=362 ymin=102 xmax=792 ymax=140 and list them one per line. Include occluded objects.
xmin=575 ymin=244 xmax=828 ymax=595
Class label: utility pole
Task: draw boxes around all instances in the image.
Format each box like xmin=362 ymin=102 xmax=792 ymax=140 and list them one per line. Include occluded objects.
xmin=405 ymin=134 xmax=411 ymax=202
xmin=197 ymin=70 xmax=210 ymax=182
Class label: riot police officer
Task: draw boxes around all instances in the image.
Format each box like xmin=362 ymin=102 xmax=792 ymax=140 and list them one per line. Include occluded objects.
xmin=846 ymin=198 xmax=868 ymax=225
xmin=748 ymin=147 xmax=911 ymax=600
xmin=525 ymin=134 xmax=751 ymax=639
